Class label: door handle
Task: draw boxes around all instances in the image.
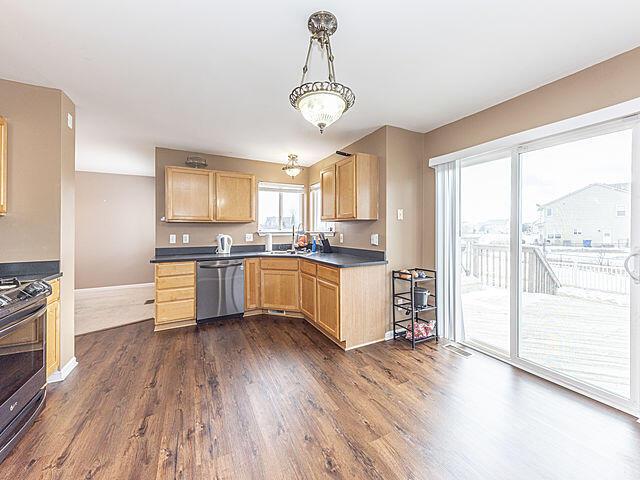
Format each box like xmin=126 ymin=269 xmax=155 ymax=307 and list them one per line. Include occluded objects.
xmin=624 ymin=252 xmax=640 ymax=285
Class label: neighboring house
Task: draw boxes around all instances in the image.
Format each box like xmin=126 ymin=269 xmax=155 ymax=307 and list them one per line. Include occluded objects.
xmin=537 ymin=183 xmax=630 ymax=247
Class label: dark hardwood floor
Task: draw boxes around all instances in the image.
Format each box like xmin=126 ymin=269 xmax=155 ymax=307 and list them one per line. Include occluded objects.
xmin=2 ymin=315 xmax=640 ymax=479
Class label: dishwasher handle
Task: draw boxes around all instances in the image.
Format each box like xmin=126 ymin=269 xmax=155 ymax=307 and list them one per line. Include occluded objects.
xmin=198 ymin=262 xmax=243 ymax=269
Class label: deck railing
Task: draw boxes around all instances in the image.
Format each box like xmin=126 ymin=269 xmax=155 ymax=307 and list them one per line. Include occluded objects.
xmin=462 ymin=242 xmax=561 ymax=295
xmin=549 ymin=261 xmax=628 ymax=294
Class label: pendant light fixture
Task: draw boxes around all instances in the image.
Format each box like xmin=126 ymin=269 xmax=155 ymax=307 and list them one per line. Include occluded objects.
xmin=289 ymin=11 xmax=355 ymax=134
xmin=282 ymin=154 xmax=303 ymax=178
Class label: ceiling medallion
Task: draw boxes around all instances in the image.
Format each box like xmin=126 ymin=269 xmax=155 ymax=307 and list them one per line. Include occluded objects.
xmin=282 ymin=154 xmax=303 ymax=178
xmin=289 ymin=11 xmax=355 ymax=134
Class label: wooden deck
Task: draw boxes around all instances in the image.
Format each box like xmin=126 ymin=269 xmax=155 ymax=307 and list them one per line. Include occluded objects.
xmin=461 ymin=285 xmax=630 ymax=397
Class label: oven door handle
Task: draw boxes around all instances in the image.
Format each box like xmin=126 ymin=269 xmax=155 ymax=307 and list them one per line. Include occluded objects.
xmin=0 ymin=305 xmax=47 ymax=339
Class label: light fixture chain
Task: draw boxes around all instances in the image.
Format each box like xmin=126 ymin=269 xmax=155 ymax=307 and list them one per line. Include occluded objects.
xmin=300 ymin=37 xmax=314 ymax=85
xmin=325 ymin=35 xmax=336 ymax=83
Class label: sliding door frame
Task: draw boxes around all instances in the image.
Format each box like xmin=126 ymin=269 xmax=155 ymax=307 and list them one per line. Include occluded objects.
xmin=456 ymin=117 xmax=640 ymax=417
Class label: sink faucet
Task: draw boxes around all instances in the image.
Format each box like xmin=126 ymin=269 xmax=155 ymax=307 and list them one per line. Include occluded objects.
xmin=292 ymin=223 xmax=304 ymax=251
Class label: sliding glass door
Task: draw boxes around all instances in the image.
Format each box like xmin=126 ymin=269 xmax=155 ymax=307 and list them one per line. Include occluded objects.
xmin=447 ymin=118 xmax=640 ymax=414
xmin=519 ymin=129 xmax=633 ymax=399
xmin=459 ymin=156 xmax=511 ymax=355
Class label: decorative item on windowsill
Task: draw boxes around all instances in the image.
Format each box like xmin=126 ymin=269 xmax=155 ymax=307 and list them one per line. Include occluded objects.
xmin=185 ymin=155 xmax=207 ymax=168
xmin=282 ymin=154 xmax=303 ymax=178
xmin=289 ymin=11 xmax=355 ymax=133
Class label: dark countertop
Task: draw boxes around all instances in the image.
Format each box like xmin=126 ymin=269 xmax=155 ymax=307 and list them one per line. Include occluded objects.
xmin=17 ymin=272 xmax=63 ymax=282
xmin=150 ymin=251 xmax=387 ymax=268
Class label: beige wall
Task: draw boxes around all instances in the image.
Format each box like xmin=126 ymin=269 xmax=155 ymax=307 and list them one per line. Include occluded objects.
xmin=308 ymin=127 xmax=387 ymax=251
xmin=0 ymin=79 xmax=62 ymax=261
xmin=422 ymin=46 xmax=640 ymax=268
xmin=156 ymin=147 xmax=309 ymax=248
xmin=0 ymin=78 xmax=76 ymax=367
xmin=59 ymin=92 xmax=76 ymax=367
xmin=76 ymin=172 xmax=155 ymax=288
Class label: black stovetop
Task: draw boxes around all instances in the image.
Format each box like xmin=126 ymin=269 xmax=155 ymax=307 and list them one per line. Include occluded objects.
xmin=0 ymin=278 xmax=52 ymax=319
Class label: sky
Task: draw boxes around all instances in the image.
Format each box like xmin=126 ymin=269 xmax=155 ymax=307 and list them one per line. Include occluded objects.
xmin=460 ymin=128 xmax=632 ymax=225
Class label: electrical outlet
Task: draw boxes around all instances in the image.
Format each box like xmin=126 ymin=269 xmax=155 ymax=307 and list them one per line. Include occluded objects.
xmin=169 ymin=234 xmax=176 ymax=244
xmin=245 ymin=233 xmax=254 ymax=242
xmin=182 ymin=234 xmax=189 ymax=244
xmin=370 ymin=233 xmax=379 ymax=246
xmin=67 ymin=113 xmax=73 ymax=129
xmin=339 ymin=233 xmax=344 ymax=244
xmin=397 ymin=209 xmax=404 ymax=221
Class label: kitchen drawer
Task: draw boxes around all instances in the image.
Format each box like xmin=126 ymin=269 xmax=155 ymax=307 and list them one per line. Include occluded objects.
xmin=156 ymin=275 xmax=195 ymax=290
xmin=317 ymin=265 xmax=340 ymax=284
xmin=260 ymin=258 xmax=299 ymax=271
xmin=156 ymin=299 xmax=195 ymax=324
xmin=156 ymin=287 xmax=195 ymax=303
xmin=156 ymin=262 xmax=195 ymax=277
xmin=47 ymin=279 xmax=60 ymax=304
xmin=300 ymin=260 xmax=317 ymax=276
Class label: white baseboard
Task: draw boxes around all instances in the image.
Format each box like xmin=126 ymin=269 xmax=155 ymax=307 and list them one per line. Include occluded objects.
xmin=47 ymin=357 xmax=78 ymax=383
xmin=75 ymin=282 xmax=154 ymax=294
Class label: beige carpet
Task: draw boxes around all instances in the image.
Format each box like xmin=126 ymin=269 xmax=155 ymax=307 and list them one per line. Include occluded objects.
xmin=75 ymin=284 xmax=154 ymax=335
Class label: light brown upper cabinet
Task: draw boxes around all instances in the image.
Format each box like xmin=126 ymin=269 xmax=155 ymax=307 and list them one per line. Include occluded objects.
xmin=164 ymin=166 xmax=255 ymax=223
xmin=320 ymin=153 xmax=378 ymax=221
xmin=320 ymin=165 xmax=336 ymax=220
xmin=215 ymin=171 xmax=255 ymax=222
xmin=0 ymin=117 xmax=7 ymax=216
xmin=165 ymin=166 xmax=214 ymax=222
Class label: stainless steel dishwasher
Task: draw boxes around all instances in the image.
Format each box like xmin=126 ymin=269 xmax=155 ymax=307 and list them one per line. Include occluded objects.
xmin=196 ymin=259 xmax=244 ymax=322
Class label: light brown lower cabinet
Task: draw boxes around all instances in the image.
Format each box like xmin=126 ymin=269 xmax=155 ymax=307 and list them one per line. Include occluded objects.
xmin=46 ymin=278 xmax=61 ymax=377
xmin=260 ymin=269 xmax=299 ymax=311
xmin=315 ymin=278 xmax=339 ymax=338
xmin=299 ymin=272 xmax=316 ymax=320
xmin=154 ymin=262 xmax=196 ymax=331
xmin=244 ymin=258 xmax=261 ymax=311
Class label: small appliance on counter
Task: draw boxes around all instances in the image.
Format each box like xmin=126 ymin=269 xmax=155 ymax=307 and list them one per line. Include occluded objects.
xmin=216 ymin=234 xmax=233 ymax=254
xmin=265 ymin=233 xmax=273 ymax=252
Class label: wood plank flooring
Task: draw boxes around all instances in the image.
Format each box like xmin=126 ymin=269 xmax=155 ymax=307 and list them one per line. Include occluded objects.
xmin=2 ymin=315 xmax=640 ymax=479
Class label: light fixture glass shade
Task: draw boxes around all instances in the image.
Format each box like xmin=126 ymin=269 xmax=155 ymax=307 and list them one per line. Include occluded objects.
xmin=282 ymin=154 xmax=303 ymax=178
xmin=298 ymin=91 xmax=346 ymax=133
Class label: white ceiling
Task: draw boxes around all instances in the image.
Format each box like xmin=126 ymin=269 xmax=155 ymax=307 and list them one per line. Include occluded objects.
xmin=1 ymin=1 xmax=640 ymax=176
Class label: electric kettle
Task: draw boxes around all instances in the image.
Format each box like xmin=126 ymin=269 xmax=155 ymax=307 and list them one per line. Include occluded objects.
xmin=216 ymin=234 xmax=233 ymax=254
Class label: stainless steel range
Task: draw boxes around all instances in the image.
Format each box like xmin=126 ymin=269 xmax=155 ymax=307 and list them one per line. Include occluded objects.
xmin=0 ymin=277 xmax=51 ymax=464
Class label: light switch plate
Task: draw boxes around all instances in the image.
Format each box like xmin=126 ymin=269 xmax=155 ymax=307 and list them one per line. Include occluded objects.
xmin=397 ymin=209 xmax=404 ymax=221
xmin=245 ymin=233 xmax=254 ymax=242
xmin=370 ymin=233 xmax=379 ymax=246
xmin=169 ymin=234 xmax=176 ymax=244
xmin=339 ymin=233 xmax=344 ymax=243
xmin=182 ymin=234 xmax=189 ymax=244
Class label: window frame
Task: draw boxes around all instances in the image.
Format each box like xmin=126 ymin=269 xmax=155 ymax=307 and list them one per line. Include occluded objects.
xmin=257 ymin=182 xmax=305 ymax=234
xmin=308 ymin=183 xmax=335 ymax=235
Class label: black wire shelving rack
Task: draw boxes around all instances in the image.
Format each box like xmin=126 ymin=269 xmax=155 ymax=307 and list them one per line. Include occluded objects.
xmin=392 ymin=268 xmax=437 ymax=349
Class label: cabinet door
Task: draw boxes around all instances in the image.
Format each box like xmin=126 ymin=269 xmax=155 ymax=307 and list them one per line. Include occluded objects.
xmin=316 ymin=278 xmax=340 ymax=339
xmin=244 ymin=258 xmax=261 ymax=310
xmin=46 ymin=301 xmax=60 ymax=376
xmin=336 ymin=157 xmax=357 ymax=219
xmin=300 ymin=272 xmax=316 ymax=320
xmin=260 ymin=270 xmax=299 ymax=311
xmin=215 ymin=172 xmax=255 ymax=222
xmin=320 ymin=166 xmax=336 ymax=220
xmin=165 ymin=166 xmax=214 ymax=222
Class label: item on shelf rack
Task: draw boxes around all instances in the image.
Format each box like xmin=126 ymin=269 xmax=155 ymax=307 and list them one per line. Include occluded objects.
xmin=398 ymin=269 xmax=412 ymax=280
xmin=405 ymin=321 xmax=435 ymax=341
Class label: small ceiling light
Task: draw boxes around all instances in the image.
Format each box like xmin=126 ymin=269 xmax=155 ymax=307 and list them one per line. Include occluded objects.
xmin=289 ymin=11 xmax=355 ymax=134
xmin=282 ymin=154 xmax=303 ymax=178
